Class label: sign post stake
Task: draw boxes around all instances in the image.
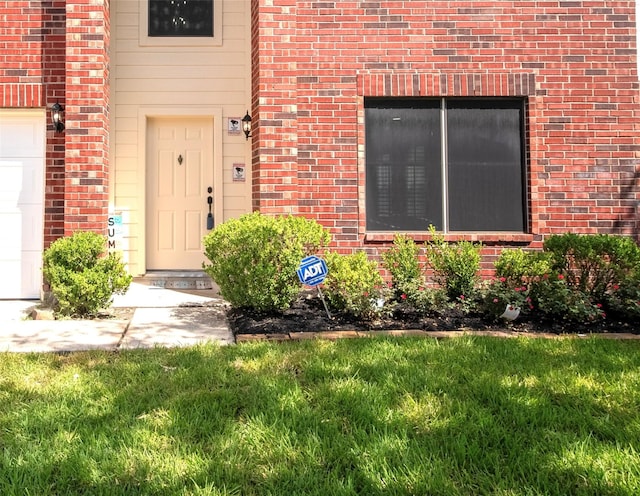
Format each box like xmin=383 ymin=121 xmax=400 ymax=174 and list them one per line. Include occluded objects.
xmin=316 ymin=287 xmax=332 ymax=319
xmin=297 ymin=255 xmax=332 ymax=320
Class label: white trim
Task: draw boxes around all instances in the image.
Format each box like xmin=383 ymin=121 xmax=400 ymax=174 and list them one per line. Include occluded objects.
xmin=139 ymin=0 xmax=223 ymax=47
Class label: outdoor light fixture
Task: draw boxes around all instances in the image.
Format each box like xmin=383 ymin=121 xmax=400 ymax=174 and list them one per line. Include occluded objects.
xmin=241 ymin=110 xmax=252 ymax=140
xmin=51 ymin=102 xmax=64 ymax=133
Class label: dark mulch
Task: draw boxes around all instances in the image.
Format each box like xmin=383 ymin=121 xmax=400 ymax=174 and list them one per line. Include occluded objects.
xmin=228 ymin=292 xmax=639 ymax=336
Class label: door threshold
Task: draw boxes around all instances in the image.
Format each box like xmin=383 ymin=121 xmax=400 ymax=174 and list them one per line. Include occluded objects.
xmin=135 ymin=271 xmax=214 ymax=290
xmin=142 ymin=270 xmax=210 ymax=278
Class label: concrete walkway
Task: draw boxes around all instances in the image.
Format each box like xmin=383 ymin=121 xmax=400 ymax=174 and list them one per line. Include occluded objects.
xmin=3 ymin=285 xmax=638 ymax=353
xmin=0 ymin=283 xmax=234 ymax=353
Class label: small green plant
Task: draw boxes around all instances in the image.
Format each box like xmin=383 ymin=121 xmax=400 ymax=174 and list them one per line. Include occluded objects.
xmin=397 ymin=279 xmax=450 ymax=316
xmin=543 ymin=233 xmax=640 ymax=300
xmin=494 ymin=248 xmax=553 ymax=286
xmin=323 ymin=251 xmax=385 ymax=319
xmin=424 ymin=225 xmax=481 ymax=302
xmin=604 ymin=274 xmax=640 ymax=321
xmin=479 ymin=278 xmax=532 ymax=320
xmin=382 ymin=234 xmax=422 ymax=298
xmin=479 ymin=249 xmax=550 ymax=320
xmin=42 ymin=231 xmax=132 ymax=317
xmin=531 ymin=273 xmax=605 ymax=323
xmin=382 ymin=234 xmax=449 ymax=315
xmin=202 ymin=212 xmax=331 ymax=312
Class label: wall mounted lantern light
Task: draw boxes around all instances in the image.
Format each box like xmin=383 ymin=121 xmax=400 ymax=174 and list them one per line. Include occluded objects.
xmin=51 ymin=102 xmax=64 ymax=133
xmin=241 ymin=110 xmax=252 ymax=140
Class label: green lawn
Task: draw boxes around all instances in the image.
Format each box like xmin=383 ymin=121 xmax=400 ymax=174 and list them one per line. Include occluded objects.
xmin=1 ymin=335 xmax=639 ymax=495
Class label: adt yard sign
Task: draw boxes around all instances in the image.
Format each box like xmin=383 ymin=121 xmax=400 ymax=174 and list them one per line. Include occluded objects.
xmin=297 ymin=255 xmax=328 ymax=287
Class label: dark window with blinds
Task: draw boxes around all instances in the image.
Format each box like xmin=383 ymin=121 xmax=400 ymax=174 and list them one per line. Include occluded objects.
xmin=365 ymin=98 xmax=527 ymax=232
xmin=149 ymin=0 xmax=214 ymax=37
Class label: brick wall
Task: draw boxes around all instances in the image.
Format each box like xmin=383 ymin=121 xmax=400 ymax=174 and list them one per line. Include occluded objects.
xmin=251 ymin=0 xmax=300 ymax=214
xmin=0 ymin=0 xmax=46 ymax=107
xmin=63 ymin=0 xmax=110 ymax=236
xmin=252 ymin=1 xmax=640 ymax=262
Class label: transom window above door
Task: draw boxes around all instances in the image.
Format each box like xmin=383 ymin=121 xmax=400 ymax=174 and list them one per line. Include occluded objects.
xmin=140 ymin=0 xmax=221 ymax=46
xmin=365 ymin=98 xmax=528 ymax=233
xmin=148 ymin=0 xmax=214 ymax=37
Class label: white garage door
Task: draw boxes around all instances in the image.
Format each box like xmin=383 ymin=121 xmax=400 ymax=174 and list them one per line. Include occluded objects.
xmin=0 ymin=109 xmax=46 ymax=299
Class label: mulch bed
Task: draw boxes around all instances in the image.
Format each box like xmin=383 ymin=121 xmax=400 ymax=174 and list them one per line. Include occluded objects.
xmin=228 ymin=292 xmax=639 ymax=337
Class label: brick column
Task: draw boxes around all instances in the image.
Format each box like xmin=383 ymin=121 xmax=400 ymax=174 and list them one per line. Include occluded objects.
xmin=44 ymin=1 xmax=67 ymax=246
xmin=63 ymin=0 xmax=110 ymax=235
xmin=251 ymin=0 xmax=298 ymax=214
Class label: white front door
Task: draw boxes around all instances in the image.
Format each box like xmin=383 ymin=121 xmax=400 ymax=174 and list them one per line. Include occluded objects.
xmin=0 ymin=109 xmax=46 ymax=299
xmin=146 ymin=117 xmax=214 ymax=270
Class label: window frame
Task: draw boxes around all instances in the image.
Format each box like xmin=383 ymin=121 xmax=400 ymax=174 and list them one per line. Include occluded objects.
xmin=364 ymin=97 xmax=529 ymax=234
xmin=139 ymin=0 xmax=222 ymax=47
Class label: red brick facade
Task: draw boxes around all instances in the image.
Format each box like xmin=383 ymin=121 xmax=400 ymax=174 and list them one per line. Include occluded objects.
xmin=63 ymin=0 xmax=110 ymax=237
xmin=251 ymin=1 xmax=640 ymax=261
xmin=2 ymin=0 xmax=639 ymax=263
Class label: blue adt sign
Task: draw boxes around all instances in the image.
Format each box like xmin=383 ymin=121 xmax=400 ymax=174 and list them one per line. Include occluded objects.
xmin=297 ymin=255 xmax=328 ymax=287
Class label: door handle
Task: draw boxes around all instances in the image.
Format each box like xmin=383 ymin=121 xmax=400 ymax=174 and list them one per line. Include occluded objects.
xmin=206 ymin=188 xmax=214 ymax=229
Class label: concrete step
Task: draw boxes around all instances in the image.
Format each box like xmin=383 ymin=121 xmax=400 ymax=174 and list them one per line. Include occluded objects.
xmin=134 ymin=271 xmax=216 ymax=291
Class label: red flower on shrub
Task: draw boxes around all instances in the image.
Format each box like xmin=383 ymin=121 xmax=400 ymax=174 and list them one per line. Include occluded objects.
xmin=499 ymin=277 xmax=506 ymax=283
xmin=557 ymin=274 xmax=564 ymax=280
xmin=401 ymin=293 xmax=407 ymax=300
xmin=459 ymin=295 xmax=465 ymax=300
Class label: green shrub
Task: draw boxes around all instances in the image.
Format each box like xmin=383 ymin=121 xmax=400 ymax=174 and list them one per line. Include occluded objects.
xmin=530 ymin=273 xmax=605 ymax=323
xmin=382 ymin=234 xmax=422 ymax=298
xmin=494 ymin=248 xmax=553 ymax=286
xmin=42 ymin=231 xmax=132 ymax=317
xmin=323 ymin=251 xmax=385 ymax=320
xmin=479 ymin=249 xmax=552 ymax=320
xmin=543 ymin=233 xmax=640 ymax=300
xmin=479 ymin=278 xmax=532 ymax=320
xmin=203 ymin=213 xmax=331 ymax=312
xmin=424 ymin=225 xmax=481 ymax=301
xmin=604 ymin=273 xmax=640 ymax=321
xmin=397 ymin=279 xmax=450 ymax=316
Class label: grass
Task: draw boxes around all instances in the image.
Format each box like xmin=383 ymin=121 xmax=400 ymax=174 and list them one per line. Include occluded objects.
xmin=1 ymin=335 xmax=639 ymax=495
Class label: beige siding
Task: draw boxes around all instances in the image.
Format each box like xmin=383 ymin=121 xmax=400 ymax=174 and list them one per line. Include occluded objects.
xmin=110 ymin=0 xmax=252 ymax=275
